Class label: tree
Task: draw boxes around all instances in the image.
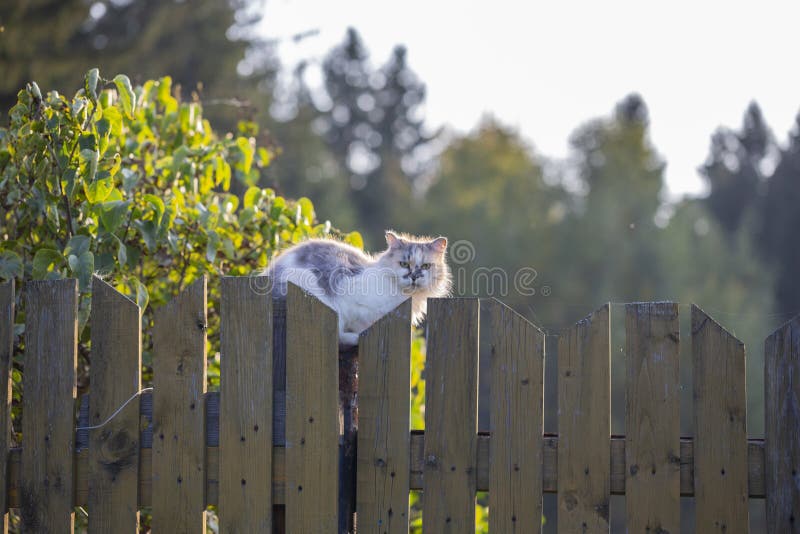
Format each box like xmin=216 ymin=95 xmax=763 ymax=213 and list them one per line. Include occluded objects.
xmin=413 ymin=117 xmax=568 ymax=320
xmin=558 ymin=94 xmax=666 ymax=307
xmin=0 ymin=0 xmax=268 ymax=128
xmin=315 ymin=28 xmax=436 ymax=246
xmin=700 ymin=102 xmax=774 ymax=236
xmin=758 ymin=112 xmax=800 ymax=315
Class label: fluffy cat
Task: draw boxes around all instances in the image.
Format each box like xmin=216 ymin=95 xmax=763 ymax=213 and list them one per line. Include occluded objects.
xmin=266 ymin=230 xmax=452 ymax=346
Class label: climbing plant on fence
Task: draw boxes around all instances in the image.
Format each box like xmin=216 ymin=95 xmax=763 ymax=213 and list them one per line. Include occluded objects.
xmin=0 ymin=69 xmax=362 ymax=406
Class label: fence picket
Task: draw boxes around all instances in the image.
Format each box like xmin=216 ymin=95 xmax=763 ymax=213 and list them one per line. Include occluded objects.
xmin=692 ymin=305 xmax=748 ymax=532
xmin=356 ymin=299 xmax=412 ymax=534
xmin=285 ymin=284 xmax=339 ymax=533
xmin=219 ymin=276 xmax=273 ymax=532
xmin=20 ymin=279 xmax=78 ymax=532
xmin=88 ymin=277 xmax=142 ymax=532
xmin=151 ymin=277 xmax=207 ymax=532
xmin=765 ymin=313 xmax=800 ymax=533
xmin=488 ymin=299 xmax=545 ymax=533
xmin=423 ymin=298 xmax=479 ymax=533
xmin=625 ymin=302 xmax=680 ymax=533
xmin=557 ymin=304 xmax=610 ymax=533
xmin=0 ymin=281 xmax=13 ymax=534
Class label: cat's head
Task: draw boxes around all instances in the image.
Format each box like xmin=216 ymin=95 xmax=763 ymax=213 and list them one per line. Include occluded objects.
xmin=376 ymin=230 xmax=452 ymax=297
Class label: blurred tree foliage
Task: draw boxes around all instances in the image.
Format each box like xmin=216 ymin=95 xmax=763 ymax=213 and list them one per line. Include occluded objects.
xmin=0 ymin=0 xmax=268 ymax=130
xmin=268 ymin=28 xmax=436 ymax=247
xmin=701 ymin=102 xmax=774 ymax=235
xmin=702 ymin=102 xmax=800 ymax=316
xmin=758 ymin=114 xmax=800 ymax=315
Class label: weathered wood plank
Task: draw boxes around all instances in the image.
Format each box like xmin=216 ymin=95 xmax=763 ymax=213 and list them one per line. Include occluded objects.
xmin=625 ymin=302 xmax=680 ymax=534
xmin=284 ymin=284 xmax=338 ymax=533
xmin=765 ymin=313 xmax=800 ymax=533
xmin=356 ymin=299 xmax=412 ymax=534
xmin=151 ymin=277 xmax=207 ymax=533
xmin=692 ymin=305 xmax=748 ymax=532
xmin=422 ymin=298 xmax=479 ymax=533
xmin=557 ymin=304 xmax=610 ymax=533
xmin=88 ymin=278 xmax=141 ymax=533
xmin=0 ymin=280 xmax=13 ymax=534
xmin=21 ymin=279 xmax=78 ymax=533
xmin=219 ymin=276 xmax=273 ymax=533
xmin=487 ymin=299 xmax=544 ymax=533
xmin=4 ymin=431 xmax=771 ymax=509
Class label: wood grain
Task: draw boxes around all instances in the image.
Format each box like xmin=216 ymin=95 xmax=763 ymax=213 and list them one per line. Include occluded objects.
xmin=3 ymin=433 xmax=772 ymax=509
xmin=692 ymin=305 xmax=748 ymax=532
xmin=557 ymin=304 xmax=610 ymax=533
xmin=625 ymin=302 xmax=680 ymax=534
xmin=487 ymin=299 xmax=544 ymax=533
xmin=422 ymin=298 xmax=479 ymax=534
xmin=0 ymin=280 xmax=13 ymax=534
xmin=88 ymin=277 xmax=142 ymax=533
xmin=21 ymin=279 xmax=78 ymax=533
xmin=151 ymin=277 xmax=207 ymax=533
xmin=219 ymin=276 xmax=273 ymax=533
xmin=765 ymin=313 xmax=800 ymax=533
xmin=284 ymin=283 xmax=339 ymax=533
xmin=356 ymin=299 xmax=412 ymax=534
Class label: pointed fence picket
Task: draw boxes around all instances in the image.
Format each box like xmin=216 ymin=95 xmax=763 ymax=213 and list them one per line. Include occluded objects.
xmin=557 ymin=304 xmax=610 ymax=533
xmin=0 ymin=277 xmax=798 ymax=533
xmin=88 ymin=278 xmax=141 ymax=533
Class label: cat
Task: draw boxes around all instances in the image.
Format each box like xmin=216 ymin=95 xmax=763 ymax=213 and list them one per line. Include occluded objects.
xmin=265 ymin=230 xmax=452 ymax=346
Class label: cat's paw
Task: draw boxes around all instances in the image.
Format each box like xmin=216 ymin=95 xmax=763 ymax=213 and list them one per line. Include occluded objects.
xmin=339 ymin=332 xmax=360 ymax=347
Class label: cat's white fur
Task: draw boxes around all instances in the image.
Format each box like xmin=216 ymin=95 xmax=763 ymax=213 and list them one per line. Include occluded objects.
xmin=266 ymin=230 xmax=451 ymax=346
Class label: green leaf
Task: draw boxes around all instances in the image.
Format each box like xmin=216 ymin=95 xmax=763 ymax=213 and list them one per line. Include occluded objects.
xmin=243 ymin=186 xmax=261 ymax=209
xmin=64 ymin=235 xmax=91 ymax=257
xmin=116 ymin=238 xmax=127 ymax=266
xmin=28 ymin=81 xmax=42 ymax=102
xmin=297 ymin=197 xmax=315 ymax=221
xmin=113 ymin=74 xmax=136 ymax=119
xmin=83 ymin=173 xmax=114 ymax=203
xmin=99 ymin=200 xmax=131 ymax=233
xmin=79 ymin=148 xmax=99 ymax=182
xmin=144 ymin=194 xmax=165 ymax=226
xmin=257 ymin=147 xmax=272 ymax=167
xmin=132 ymin=277 xmax=149 ymax=310
xmin=85 ymin=68 xmax=100 ymax=101
xmin=206 ymin=230 xmax=219 ymax=262
xmin=0 ymin=250 xmax=24 ymax=280
xmin=101 ymin=105 xmax=123 ymax=137
xmin=235 ymin=137 xmax=253 ymax=174
xmin=344 ymin=231 xmax=364 ymax=249
xmin=134 ymin=219 xmax=158 ymax=250
xmin=32 ymin=249 xmax=64 ymax=279
xmin=68 ymin=250 xmax=94 ymax=291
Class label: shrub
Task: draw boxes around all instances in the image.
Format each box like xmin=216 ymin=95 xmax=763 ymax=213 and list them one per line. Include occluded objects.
xmin=0 ymin=69 xmax=362 ymax=392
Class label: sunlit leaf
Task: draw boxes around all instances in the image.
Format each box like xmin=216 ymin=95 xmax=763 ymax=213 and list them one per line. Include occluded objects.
xmin=113 ymin=74 xmax=136 ymax=118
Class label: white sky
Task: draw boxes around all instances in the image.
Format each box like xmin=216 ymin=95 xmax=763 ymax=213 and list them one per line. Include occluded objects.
xmin=259 ymin=0 xmax=800 ymax=197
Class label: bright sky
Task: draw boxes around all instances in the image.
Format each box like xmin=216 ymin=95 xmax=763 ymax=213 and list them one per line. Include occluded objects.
xmin=259 ymin=0 xmax=800 ymax=197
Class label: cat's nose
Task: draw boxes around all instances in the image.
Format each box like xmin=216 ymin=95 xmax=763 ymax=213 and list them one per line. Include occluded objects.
xmin=410 ymin=271 xmax=422 ymax=280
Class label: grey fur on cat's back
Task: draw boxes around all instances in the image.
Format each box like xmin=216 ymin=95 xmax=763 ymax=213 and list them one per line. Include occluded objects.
xmin=268 ymin=239 xmax=371 ymax=296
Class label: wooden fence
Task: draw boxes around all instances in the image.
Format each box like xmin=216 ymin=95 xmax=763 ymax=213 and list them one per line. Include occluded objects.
xmin=1 ymin=276 xmax=799 ymax=533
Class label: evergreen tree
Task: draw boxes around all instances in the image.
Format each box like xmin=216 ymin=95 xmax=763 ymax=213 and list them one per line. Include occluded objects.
xmin=758 ymin=113 xmax=800 ymax=315
xmin=700 ymin=102 xmax=774 ymax=236
xmin=315 ymin=28 xmax=436 ymax=246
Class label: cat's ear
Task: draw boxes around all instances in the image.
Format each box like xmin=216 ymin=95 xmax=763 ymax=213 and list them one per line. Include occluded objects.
xmin=385 ymin=230 xmax=401 ymax=248
xmin=430 ymin=237 xmax=448 ymax=254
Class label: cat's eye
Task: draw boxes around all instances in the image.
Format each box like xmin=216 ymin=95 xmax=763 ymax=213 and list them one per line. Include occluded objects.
xmin=399 ymin=261 xmax=410 ymax=268
xmin=421 ymin=263 xmax=432 ymax=270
